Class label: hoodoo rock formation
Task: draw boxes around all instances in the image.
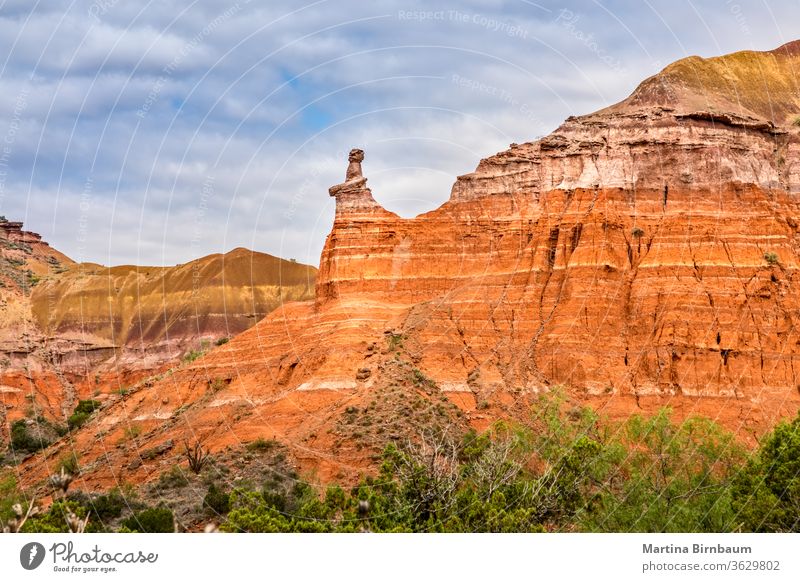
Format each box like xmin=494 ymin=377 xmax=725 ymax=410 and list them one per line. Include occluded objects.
xmin=14 ymin=42 xmax=800 ymax=490
xmin=327 ymin=148 xmax=394 ymax=218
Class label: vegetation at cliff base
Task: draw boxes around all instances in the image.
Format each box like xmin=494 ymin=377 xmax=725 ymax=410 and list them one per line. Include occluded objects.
xmin=3 ymin=393 xmax=799 ymax=533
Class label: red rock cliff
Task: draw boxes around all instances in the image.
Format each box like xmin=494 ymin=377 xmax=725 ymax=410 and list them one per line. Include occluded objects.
xmin=315 ymin=42 xmax=800 ymax=406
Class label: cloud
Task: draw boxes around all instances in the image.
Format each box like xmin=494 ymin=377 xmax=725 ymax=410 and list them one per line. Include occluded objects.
xmin=1 ymin=0 xmax=798 ymax=266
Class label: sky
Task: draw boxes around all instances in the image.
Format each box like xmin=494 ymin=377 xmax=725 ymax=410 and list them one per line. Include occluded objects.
xmin=0 ymin=0 xmax=798 ymax=266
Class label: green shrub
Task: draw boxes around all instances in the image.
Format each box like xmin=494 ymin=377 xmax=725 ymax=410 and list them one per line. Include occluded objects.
xmin=121 ymin=507 xmax=174 ymax=533
xmin=732 ymin=412 xmax=800 ymax=532
xmin=386 ymin=332 xmax=405 ymax=351
xmin=203 ymin=483 xmax=231 ymax=515
xmin=10 ymin=419 xmax=51 ymax=453
xmin=246 ymin=437 xmax=277 ymax=452
xmin=71 ymin=488 xmax=127 ymax=524
xmin=410 ymin=368 xmax=434 ymax=389
xmin=123 ymin=425 xmax=141 ymax=440
xmin=17 ymin=392 xmax=796 ymax=534
xmin=215 ymin=337 xmax=230 ymax=346
xmin=208 ymin=378 xmax=227 ymax=392
xmin=223 ymin=490 xmax=292 ymax=532
xmin=580 ymin=411 xmax=744 ymax=532
xmin=156 ymin=466 xmax=189 ymax=490
xmin=183 ymin=349 xmax=203 ymax=363
xmin=68 ymin=411 xmax=90 ymax=430
xmin=92 ymin=491 xmax=126 ymax=521
xmin=260 ymin=488 xmax=288 ymax=513
xmin=21 ymin=501 xmax=87 ymax=533
xmin=74 ymin=400 xmax=101 ymax=415
xmin=631 ymin=227 xmax=645 ymax=238
xmin=0 ymin=472 xmax=23 ymax=525
xmin=764 ymin=251 xmax=779 ymax=265
xmin=57 ymin=453 xmax=80 ymax=475
xmin=793 ymin=115 xmax=800 ymax=127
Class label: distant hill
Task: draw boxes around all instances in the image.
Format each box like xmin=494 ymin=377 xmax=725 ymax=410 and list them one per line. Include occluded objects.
xmin=31 ymin=247 xmax=316 ymax=356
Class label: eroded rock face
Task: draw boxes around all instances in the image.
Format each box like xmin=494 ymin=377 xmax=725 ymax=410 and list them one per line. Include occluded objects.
xmin=313 ymin=42 xmax=800 ymax=411
xmin=16 ymin=42 xmax=800 ymax=489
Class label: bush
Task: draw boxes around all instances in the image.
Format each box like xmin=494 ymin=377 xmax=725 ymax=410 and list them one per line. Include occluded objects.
xmin=184 ymin=441 xmax=210 ymax=474
xmin=581 ymin=411 xmax=745 ymax=532
xmin=223 ymin=490 xmax=292 ymax=532
xmin=121 ymin=507 xmax=174 ymax=533
xmin=0 ymin=472 xmax=23 ymax=525
xmin=123 ymin=425 xmax=141 ymax=440
xmin=410 ymin=368 xmax=434 ymax=389
xmin=732 ymin=413 xmax=800 ymax=532
xmin=208 ymin=378 xmax=227 ymax=392
xmin=260 ymin=488 xmax=288 ymax=513
xmin=57 ymin=453 xmax=80 ymax=475
xmin=246 ymin=437 xmax=277 ymax=452
xmin=183 ymin=349 xmax=203 ymax=363
xmin=386 ymin=332 xmax=405 ymax=351
xmin=631 ymin=227 xmax=645 ymax=237
xmin=290 ymin=395 xmax=747 ymax=532
xmin=203 ymin=483 xmax=231 ymax=515
xmin=90 ymin=489 xmax=127 ymax=522
xmin=21 ymin=501 xmax=86 ymax=533
xmin=69 ymin=488 xmax=127 ymax=525
xmin=215 ymin=337 xmax=230 ymax=346
xmin=793 ymin=115 xmax=800 ymax=127
xmin=10 ymin=419 xmax=51 ymax=453
xmin=764 ymin=251 xmax=779 ymax=265
xmin=156 ymin=466 xmax=189 ymax=490
xmin=68 ymin=411 xmax=90 ymax=431
xmin=74 ymin=400 xmax=101 ymax=415
xmin=18 ymin=394 xmax=797 ymax=534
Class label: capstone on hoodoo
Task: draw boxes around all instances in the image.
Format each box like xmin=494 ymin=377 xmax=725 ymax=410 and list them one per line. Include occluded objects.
xmin=328 ymin=148 xmax=387 ymax=216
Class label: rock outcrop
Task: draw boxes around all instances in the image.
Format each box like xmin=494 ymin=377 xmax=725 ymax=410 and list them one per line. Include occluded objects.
xmin=0 ymin=217 xmax=72 ymax=361
xmin=15 ymin=42 xmax=800 ymax=490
